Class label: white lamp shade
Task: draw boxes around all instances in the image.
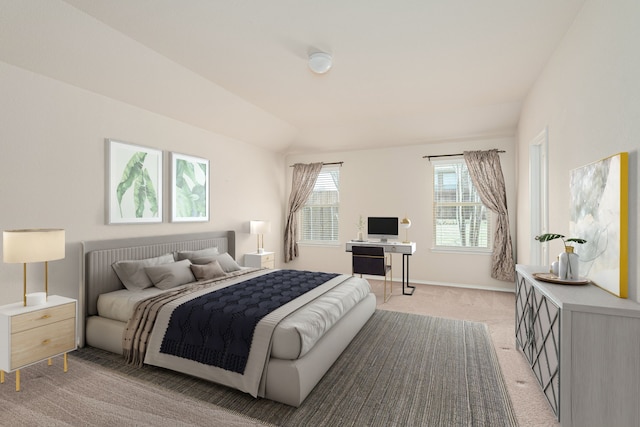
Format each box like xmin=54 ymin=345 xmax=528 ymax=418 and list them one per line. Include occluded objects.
xmin=3 ymin=229 xmax=65 ymax=263
xmin=249 ymin=220 xmax=271 ymax=235
xmin=400 ymin=217 xmax=412 ymax=229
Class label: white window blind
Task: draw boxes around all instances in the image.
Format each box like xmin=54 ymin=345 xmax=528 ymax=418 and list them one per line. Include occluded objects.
xmin=432 ymin=159 xmax=491 ymax=251
xmin=299 ymin=165 xmax=340 ymax=244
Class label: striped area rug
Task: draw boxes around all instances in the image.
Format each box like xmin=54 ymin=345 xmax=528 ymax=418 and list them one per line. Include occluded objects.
xmin=3 ymin=310 xmax=517 ymax=426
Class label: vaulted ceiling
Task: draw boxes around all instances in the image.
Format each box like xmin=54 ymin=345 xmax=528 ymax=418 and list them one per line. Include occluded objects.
xmin=3 ymin=1 xmax=585 ymax=153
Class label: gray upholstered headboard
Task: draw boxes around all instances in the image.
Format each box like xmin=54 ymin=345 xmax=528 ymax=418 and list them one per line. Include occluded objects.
xmin=81 ymin=231 xmax=235 ymax=319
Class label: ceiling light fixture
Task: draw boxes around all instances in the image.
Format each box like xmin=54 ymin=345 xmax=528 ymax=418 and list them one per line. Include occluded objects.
xmin=308 ymin=52 xmax=332 ymax=74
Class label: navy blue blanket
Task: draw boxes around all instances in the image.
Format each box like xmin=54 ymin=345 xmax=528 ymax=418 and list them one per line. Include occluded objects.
xmin=159 ymin=270 xmax=339 ymax=374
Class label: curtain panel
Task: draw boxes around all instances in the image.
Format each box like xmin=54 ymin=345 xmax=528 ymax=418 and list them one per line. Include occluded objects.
xmin=284 ymin=163 xmax=323 ymax=262
xmin=463 ymin=150 xmax=515 ymax=282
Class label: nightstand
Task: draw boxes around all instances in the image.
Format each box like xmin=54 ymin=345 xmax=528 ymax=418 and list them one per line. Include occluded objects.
xmin=245 ymin=251 xmax=275 ymax=269
xmin=0 ymin=295 xmax=77 ymax=391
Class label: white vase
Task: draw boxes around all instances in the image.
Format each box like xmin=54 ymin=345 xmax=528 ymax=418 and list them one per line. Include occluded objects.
xmin=558 ymin=247 xmax=579 ymax=280
xmin=357 ymin=231 xmax=364 ymax=241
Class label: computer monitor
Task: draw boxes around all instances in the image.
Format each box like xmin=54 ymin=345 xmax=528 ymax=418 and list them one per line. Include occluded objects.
xmin=367 ymin=217 xmax=399 ymax=243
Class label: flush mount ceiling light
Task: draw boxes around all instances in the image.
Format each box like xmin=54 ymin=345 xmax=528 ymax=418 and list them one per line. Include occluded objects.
xmin=308 ymin=52 xmax=332 ymax=74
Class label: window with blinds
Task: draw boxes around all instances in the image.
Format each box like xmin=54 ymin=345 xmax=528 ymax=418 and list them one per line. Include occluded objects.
xmin=299 ymin=165 xmax=340 ymax=244
xmin=432 ymin=159 xmax=491 ymax=251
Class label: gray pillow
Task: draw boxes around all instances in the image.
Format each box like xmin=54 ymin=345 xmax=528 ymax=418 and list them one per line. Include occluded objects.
xmin=191 ymin=252 xmax=241 ymax=272
xmin=145 ymin=259 xmax=196 ymax=290
xmin=112 ymin=253 xmax=175 ymax=291
xmin=175 ymin=247 xmax=219 ymax=261
xmin=190 ymin=260 xmax=227 ymax=281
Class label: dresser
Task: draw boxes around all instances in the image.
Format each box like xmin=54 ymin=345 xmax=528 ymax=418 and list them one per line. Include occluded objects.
xmin=0 ymin=295 xmax=77 ymax=391
xmin=245 ymin=251 xmax=275 ymax=269
xmin=515 ymin=265 xmax=640 ymax=427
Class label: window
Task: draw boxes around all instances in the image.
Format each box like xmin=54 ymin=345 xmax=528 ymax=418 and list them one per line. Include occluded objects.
xmin=299 ymin=165 xmax=340 ymax=244
xmin=432 ymin=159 xmax=491 ymax=251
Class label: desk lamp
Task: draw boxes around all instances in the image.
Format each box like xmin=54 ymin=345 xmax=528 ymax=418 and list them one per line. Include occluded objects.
xmin=400 ymin=217 xmax=412 ymax=243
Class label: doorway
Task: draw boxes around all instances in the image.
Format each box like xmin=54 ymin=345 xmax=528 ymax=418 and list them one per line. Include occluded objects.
xmin=529 ymin=127 xmax=549 ymax=265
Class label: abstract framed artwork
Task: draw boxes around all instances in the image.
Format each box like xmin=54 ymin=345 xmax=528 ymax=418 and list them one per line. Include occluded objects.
xmin=570 ymin=152 xmax=628 ymax=298
xmin=107 ymin=139 xmax=163 ymax=224
xmin=170 ymin=152 xmax=210 ymax=222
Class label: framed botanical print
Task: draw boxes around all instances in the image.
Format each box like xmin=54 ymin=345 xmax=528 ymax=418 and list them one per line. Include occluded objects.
xmin=170 ymin=152 xmax=209 ymax=222
xmin=107 ymin=139 xmax=162 ymax=224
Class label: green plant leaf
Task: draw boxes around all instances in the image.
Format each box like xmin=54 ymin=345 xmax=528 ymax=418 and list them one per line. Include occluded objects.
xmin=566 ymin=238 xmax=587 ymax=244
xmin=535 ymin=233 xmax=565 ymax=242
xmin=191 ymin=184 xmax=206 ymax=216
xmin=133 ymin=173 xmax=149 ymax=218
xmin=116 ymin=152 xmax=147 ymax=216
xmin=142 ymin=168 xmax=158 ymax=216
xmin=176 ymin=159 xmax=196 ymax=190
xmin=176 ymin=185 xmax=194 ymax=217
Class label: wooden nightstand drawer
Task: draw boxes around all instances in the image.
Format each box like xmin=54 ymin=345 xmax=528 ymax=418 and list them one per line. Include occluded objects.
xmin=261 ymin=253 xmax=274 ymax=266
xmin=11 ymin=302 xmax=75 ymax=334
xmin=10 ymin=317 xmax=76 ymax=370
xmin=245 ymin=251 xmax=276 ymax=269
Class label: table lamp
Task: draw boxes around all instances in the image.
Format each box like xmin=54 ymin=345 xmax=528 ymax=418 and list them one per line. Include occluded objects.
xmin=400 ymin=217 xmax=412 ymax=243
xmin=249 ymin=220 xmax=271 ymax=254
xmin=3 ymin=229 xmax=66 ymax=306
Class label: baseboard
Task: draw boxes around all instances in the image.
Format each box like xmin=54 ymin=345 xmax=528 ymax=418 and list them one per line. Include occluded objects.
xmin=406 ymin=278 xmax=515 ymax=293
xmin=361 ymin=274 xmax=515 ymax=293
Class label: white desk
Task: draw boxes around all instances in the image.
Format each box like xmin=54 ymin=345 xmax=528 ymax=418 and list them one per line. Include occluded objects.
xmin=345 ymin=241 xmax=416 ymax=295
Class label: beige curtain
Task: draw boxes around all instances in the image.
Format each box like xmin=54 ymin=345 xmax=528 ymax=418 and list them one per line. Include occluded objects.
xmin=463 ymin=149 xmax=515 ymax=282
xmin=284 ymin=162 xmax=323 ymax=263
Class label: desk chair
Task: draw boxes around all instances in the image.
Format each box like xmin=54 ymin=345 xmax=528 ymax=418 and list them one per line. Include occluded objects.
xmin=351 ymin=246 xmax=392 ymax=303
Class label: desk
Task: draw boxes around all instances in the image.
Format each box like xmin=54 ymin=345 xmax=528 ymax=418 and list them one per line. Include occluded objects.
xmin=345 ymin=241 xmax=416 ymax=295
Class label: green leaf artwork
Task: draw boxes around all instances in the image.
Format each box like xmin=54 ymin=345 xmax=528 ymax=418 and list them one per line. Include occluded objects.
xmin=174 ymin=158 xmax=207 ymax=218
xmin=116 ymin=151 xmax=159 ymax=218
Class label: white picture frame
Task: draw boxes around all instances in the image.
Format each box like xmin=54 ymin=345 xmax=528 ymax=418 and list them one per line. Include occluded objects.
xmin=107 ymin=139 xmax=163 ymax=224
xmin=170 ymin=152 xmax=210 ymax=222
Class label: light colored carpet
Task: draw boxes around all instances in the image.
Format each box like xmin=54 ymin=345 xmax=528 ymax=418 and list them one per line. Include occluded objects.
xmin=368 ymin=279 xmax=560 ymax=426
xmin=0 ymin=309 xmax=516 ymax=427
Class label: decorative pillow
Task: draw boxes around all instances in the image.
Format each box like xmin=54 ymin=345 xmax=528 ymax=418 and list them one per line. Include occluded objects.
xmin=175 ymin=247 xmax=219 ymax=261
xmin=145 ymin=259 xmax=196 ymax=290
xmin=190 ymin=260 xmax=227 ymax=281
xmin=112 ymin=253 xmax=175 ymax=291
xmin=191 ymin=252 xmax=241 ymax=273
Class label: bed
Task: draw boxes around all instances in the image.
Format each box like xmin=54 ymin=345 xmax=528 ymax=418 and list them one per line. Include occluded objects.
xmin=81 ymin=231 xmax=376 ymax=407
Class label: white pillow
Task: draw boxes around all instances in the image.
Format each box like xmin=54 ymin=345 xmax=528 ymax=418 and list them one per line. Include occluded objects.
xmin=190 ymin=260 xmax=227 ymax=281
xmin=175 ymin=247 xmax=219 ymax=261
xmin=191 ymin=252 xmax=241 ymax=272
xmin=112 ymin=253 xmax=175 ymax=291
xmin=145 ymin=259 xmax=196 ymax=290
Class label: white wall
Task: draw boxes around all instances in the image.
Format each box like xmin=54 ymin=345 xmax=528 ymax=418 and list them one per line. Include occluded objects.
xmin=0 ymin=61 xmax=285 ymax=306
xmin=517 ymin=0 xmax=640 ymax=300
xmin=284 ymin=135 xmax=517 ymax=292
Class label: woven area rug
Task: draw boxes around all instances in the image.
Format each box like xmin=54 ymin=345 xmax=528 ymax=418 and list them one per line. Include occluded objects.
xmin=0 ymin=310 xmax=517 ymax=426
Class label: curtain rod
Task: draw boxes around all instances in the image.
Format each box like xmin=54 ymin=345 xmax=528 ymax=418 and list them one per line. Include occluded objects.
xmin=423 ymin=150 xmax=505 ymax=161
xmin=289 ymin=161 xmax=343 ymax=167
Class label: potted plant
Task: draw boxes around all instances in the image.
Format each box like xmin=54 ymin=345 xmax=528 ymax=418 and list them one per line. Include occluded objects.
xmin=535 ymin=233 xmax=587 ymax=280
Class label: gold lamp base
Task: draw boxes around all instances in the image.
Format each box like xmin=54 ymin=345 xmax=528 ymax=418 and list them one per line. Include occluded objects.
xmin=21 ymin=262 xmax=49 ymax=307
